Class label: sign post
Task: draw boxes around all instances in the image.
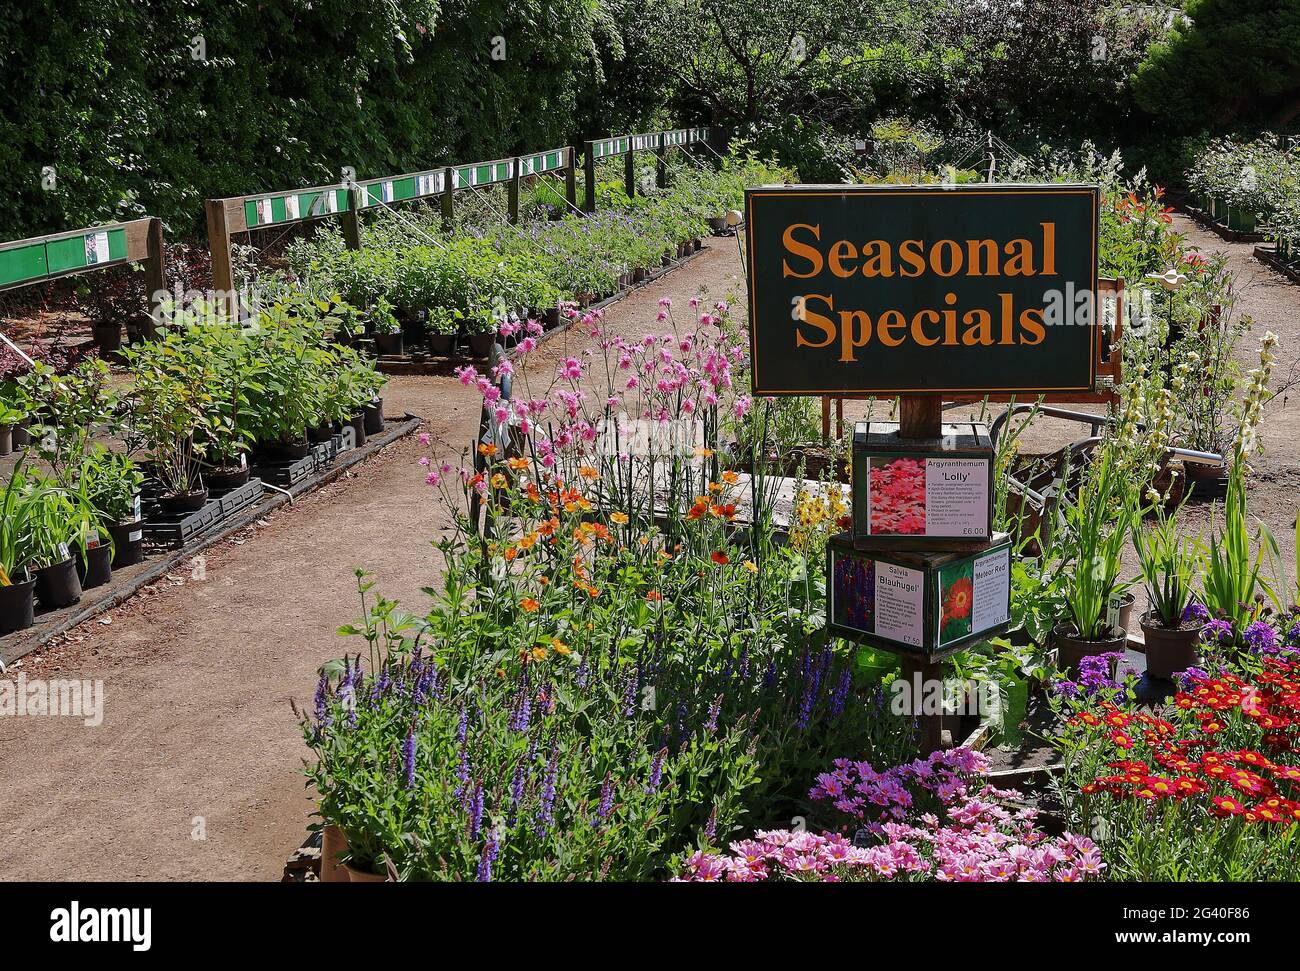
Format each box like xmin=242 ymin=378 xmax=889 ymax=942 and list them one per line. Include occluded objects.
xmin=745 ymin=182 xmax=1101 ymax=750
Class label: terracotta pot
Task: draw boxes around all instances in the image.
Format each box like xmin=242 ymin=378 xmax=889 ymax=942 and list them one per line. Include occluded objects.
xmin=320 ymin=825 xmax=349 ymax=884
xmin=344 ymin=862 xmax=388 ymax=883
xmin=1184 ymin=460 xmax=1228 ymax=500
xmin=1109 ymin=591 xmax=1135 ymax=638
xmin=1054 ymin=622 xmax=1127 ymax=678
xmin=1140 ymin=611 xmax=1203 ymax=679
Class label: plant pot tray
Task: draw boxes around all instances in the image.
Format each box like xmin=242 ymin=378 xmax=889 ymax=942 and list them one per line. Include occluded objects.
xmin=1253 ymin=244 xmax=1300 ymax=287
xmin=141 ymin=476 xmax=265 ymax=548
xmin=255 ymin=432 xmax=355 ymax=487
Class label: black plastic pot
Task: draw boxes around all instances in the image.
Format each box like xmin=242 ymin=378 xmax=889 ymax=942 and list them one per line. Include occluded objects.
xmin=308 ymin=423 xmax=336 ymax=445
xmin=467 ymin=333 xmax=494 ymax=357
xmin=0 ymin=573 xmax=36 ymax=634
xmin=206 ymin=465 xmax=250 ymax=491
xmin=76 ymin=543 xmax=113 ymax=590
xmin=34 ymin=557 xmax=83 ymax=609
xmin=107 ymin=520 xmax=144 ymax=568
xmin=159 ymin=487 xmax=209 ymax=514
xmin=544 ymin=307 xmax=561 ymax=330
xmin=374 ymin=332 xmax=404 ymax=357
xmin=269 ymin=438 xmax=310 ymax=460
xmin=348 ymin=411 xmax=367 ymax=447
xmin=429 ymin=334 xmax=454 ymax=356
xmin=11 ymin=421 xmax=30 ymax=448
xmin=363 ymin=398 xmax=384 ymax=435
xmin=93 ymin=323 xmax=123 ymax=354
xmin=0 ymin=425 xmax=11 ymax=456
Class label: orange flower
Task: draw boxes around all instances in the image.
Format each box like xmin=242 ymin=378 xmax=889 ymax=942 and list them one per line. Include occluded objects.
xmin=520 ymin=598 xmax=540 ymax=612
xmin=646 ymin=590 xmax=662 ymax=602
xmin=610 ymin=511 xmax=629 ymax=525
xmin=490 ymin=473 xmax=508 ymax=489
xmin=508 ymin=457 xmax=529 ymax=471
xmin=478 ymin=443 xmax=498 ymax=457
xmin=578 ymin=465 xmax=599 ymax=480
xmin=710 ymin=551 xmax=729 ymax=565
xmin=721 ymin=470 xmax=739 ymax=485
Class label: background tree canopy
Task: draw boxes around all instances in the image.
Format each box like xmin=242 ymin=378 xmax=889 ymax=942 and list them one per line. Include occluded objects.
xmin=0 ymin=0 xmax=1295 ymax=239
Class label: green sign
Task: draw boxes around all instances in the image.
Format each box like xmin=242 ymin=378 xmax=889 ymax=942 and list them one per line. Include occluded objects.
xmin=745 ymin=184 xmax=1100 ymax=396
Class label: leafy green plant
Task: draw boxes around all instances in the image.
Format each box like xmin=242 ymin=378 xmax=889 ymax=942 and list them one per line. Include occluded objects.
xmin=77 ymin=446 xmax=144 ymax=525
xmin=1132 ymin=502 xmax=1199 ymax=628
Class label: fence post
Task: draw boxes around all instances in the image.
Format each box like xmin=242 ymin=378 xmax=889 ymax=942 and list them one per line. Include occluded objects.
xmin=656 ymin=133 xmax=667 ymax=189
xmin=565 ymin=146 xmax=578 ymax=211
xmin=508 ymin=157 xmax=520 ymax=224
xmin=204 ymin=199 xmax=240 ymax=323
xmin=624 ymin=145 xmax=636 ymax=199
xmin=583 ymin=141 xmax=597 ymax=214
xmin=441 ymin=167 xmax=455 ymax=232
xmin=342 ymin=188 xmax=362 ymax=250
xmin=142 ymin=216 xmax=167 ymax=339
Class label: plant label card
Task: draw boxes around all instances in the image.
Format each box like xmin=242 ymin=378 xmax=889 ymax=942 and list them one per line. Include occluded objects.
xmin=874 ymin=562 xmax=925 ymax=647
xmin=84 ymin=231 xmax=110 ymax=266
xmin=255 ymin=197 xmax=273 ymax=224
xmin=828 ymin=547 xmax=923 ymax=649
xmin=923 ymin=459 xmax=989 ymax=536
xmin=381 ymin=181 xmax=394 ymax=203
xmin=324 ymin=191 xmax=339 ymax=214
xmin=284 ymin=195 xmax=301 ymax=220
xmin=936 ymin=544 xmax=1010 ymax=647
xmin=128 ymin=529 xmax=142 ymax=543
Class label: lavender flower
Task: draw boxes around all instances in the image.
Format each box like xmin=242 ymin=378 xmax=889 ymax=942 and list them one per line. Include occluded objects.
xmin=536 ymin=747 xmax=559 ymax=832
xmin=313 ymin=674 xmax=330 ymax=731
xmin=1182 ymin=602 xmax=1211 ymax=625
xmin=705 ymin=695 xmax=721 ymax=733
xmin=468 ymin=783 xmax=484 ymax=841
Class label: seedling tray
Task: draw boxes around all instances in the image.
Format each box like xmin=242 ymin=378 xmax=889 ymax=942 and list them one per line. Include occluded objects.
xmin=142 ymin=476 xmax=264 ymax=548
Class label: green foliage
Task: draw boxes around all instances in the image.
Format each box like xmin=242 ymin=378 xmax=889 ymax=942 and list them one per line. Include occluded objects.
xmin=1133 ymin=0 xmax=1300 ymax=131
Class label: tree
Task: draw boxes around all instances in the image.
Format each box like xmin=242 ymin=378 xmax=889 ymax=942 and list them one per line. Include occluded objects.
xmin=1132 ymin=0 xmax=1300 ymax=130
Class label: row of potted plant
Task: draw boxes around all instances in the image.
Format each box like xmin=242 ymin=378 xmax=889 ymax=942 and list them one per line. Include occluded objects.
xmin=122 ymin=297 xmax=388 ymax=508
xmin=281 ymin=153 xmax=791 ymax=359
xmin=1186 ymin=135 xmax=1299 ymax=238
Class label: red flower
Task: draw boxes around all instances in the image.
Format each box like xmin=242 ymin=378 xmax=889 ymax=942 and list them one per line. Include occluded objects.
xmin=1209 ymin=795 xmax=1245 ymax=817
xmin=941 ymin=578 xmax=973 ymax=623
xmin=710 ymin=551 xmax=729 ymax=565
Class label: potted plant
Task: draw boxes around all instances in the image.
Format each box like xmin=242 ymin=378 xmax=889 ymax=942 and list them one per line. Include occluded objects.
xmin=1132 ymin=503 xmax=1205 ymax=678
xmin=26 ymin=480 xmax=85 ymax=609
xmin=0 ymin=461 xmax=43 ymax=633
xmin=370 ymin=298 xmax=404 ymax=357
xmin=0 ymin=401 xmax=21 ymax=456
xmin=464 ymin=306 xmax=497 ymax=358
xmin=1055 ymin=450 xmax=1141 ymax=675
xmin=66 ymin=484 xmax=112 ymax=591
xmin=198 ymin=324 xmax=264 ymax=489
xmin=427 ymin=307 xmax=460 ymax=356
xmin=122 ymin=333 xmax=213 ymax=512
xmin=78 ymin=447 xmax=145 ymax=568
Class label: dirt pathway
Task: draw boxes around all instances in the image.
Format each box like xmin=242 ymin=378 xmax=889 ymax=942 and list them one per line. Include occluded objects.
xmin=0 ymin=241 xmax=748 ymax=882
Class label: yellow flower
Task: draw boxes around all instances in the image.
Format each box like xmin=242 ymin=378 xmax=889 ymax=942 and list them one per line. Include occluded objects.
xmin=551 ymin=637 xmax=571 ymax=655
xmin=743 ymin=560 xmax=758 ymax=573
xmin=610 ymin=511 xmax=629 ymax=525
xmin=531 ymin=647 xmax=549 ymax=661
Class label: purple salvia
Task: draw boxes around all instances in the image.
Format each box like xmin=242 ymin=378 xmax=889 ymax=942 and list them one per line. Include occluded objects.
xmin=705 ymin=695 xmax=721 ymax=733
xmin=703 ymin=806 xmax=717 ymax=842
xmin=536 ymin=746 xmax=559 ymax=832
xmin=403 ymin=728 xmax=417 ymax=790
xmin=830 ymin=667 xmax=852 ymax=718
xmin=475 ymin=828 xmax=499 ymax=882
xmin=646 ymin=748 xmax=666 ymax=793
xmin=468 ymin=782 xmax=484 ymax=841
xmin=596 ymin=774 xmax=615 ymax=820
xmin=313 ymin=674 xmax=330 ymax=731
